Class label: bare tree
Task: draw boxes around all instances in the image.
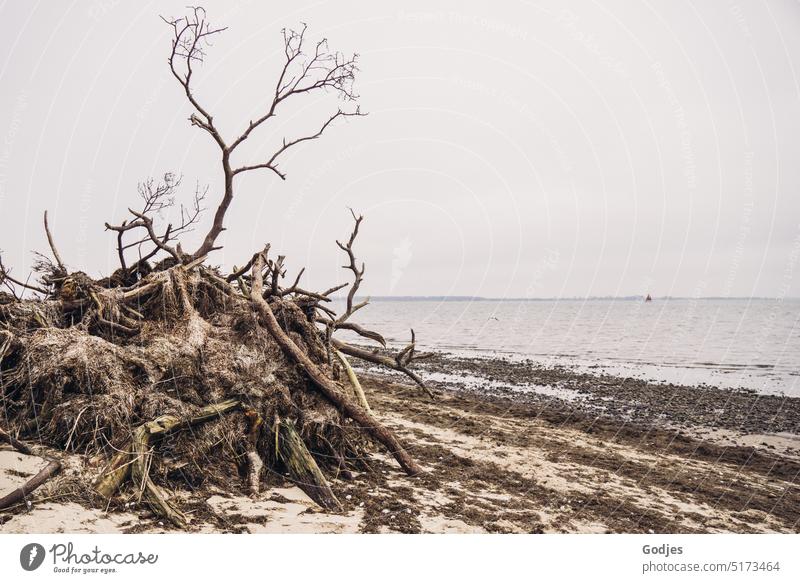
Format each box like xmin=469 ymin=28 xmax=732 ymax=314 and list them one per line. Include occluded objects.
xmin=0 ymin=9 xmax=433 ymax=526
xmin=160 ymin=7 xmax=364 ymax=260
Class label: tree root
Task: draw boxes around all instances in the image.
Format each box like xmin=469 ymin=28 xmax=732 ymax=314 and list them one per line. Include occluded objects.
xmin=245 ymin=450 xmax=263 ymax=498
xmin=277 ymin=418 xmax=341 ymax=511
xmin=94 ymin=448 xmax=134 ymax=499
xmin=4 ymin=210 xmax=433 ymax=523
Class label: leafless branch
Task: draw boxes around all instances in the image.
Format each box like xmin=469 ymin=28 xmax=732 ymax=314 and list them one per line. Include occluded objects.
xmin=0 ymin=459 xmax=62 ymax=510
xmin=332 ymin=331 xmax=434 ymax=398
xmin=227 ymin=23 xmax=360 ymax=154
xmin=232 ymin=108 xmax=364 ymax=180
xmin=335 ymin=209 xmax=366 ymax=324
xmin=161 ymin=7 xmax=228 ymax=151
xmin=0 ymin=426 xmax=32 ymax=455
xmin=43 ymin=211 xmax=66 ymax=272
xmin=159 ymin=9 xmax=364 ymax=259
xmin=105 ymin=173 xmax=206 ymax=272
xmin=0 ymin=254 xmax=48 ymax=297
xmin=226 ymin=250 xmax=263 ymax=283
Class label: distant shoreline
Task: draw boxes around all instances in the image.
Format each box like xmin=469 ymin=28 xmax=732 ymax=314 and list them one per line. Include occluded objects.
xmin=331 ymin=295 xmax=799 ymax=302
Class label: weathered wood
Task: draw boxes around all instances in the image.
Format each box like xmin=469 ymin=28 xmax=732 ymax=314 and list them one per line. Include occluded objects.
xmin=336 ymin=349 xmax=372 ymax=413
xmin=250 ymin=254 xmax=423 ymax=476
xmin=131 ymin=421 xmax=187 ymax=528
xmin=332 ymin=339 xmax=434 ymax=398
xmin=148 ymin=398 xmax=241 ymax=436
xmin=94 ymin=449 xmax=133 ymax=499
xmin=43 ymin=210 xmax=66 ymax=271
xmin=0 ymin=459 xmax=61 ymax=510
xmin=244 ymin=408 xmax=263 ymax=496
xmin=277 ymin=419 xmax=341 ymax=511
xmin=93 ymin=399 xmax=242 ymax=518
xmin=245 ymin=451 xmax=263 ymax=497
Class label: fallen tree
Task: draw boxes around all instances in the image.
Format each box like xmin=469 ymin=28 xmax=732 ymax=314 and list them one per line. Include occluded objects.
xmin=0 ymin=7 xmax=431 ymax=527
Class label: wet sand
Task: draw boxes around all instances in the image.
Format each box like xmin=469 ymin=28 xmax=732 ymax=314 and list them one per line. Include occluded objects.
xmin=2 ymin=352 xmax=799 ymax=533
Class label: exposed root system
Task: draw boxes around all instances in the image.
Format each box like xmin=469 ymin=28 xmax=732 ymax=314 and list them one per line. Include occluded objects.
xmin=0 ymin=220 xmax=430 ymax=526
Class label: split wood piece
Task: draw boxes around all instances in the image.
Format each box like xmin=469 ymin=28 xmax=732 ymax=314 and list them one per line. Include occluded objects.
xmin=277 ymin=419 xmax=341 ymax=511
xmin=0 ymin=459 xmax=61 ymax=510
xmin=94 ymin=448 xmax=132 ymax=499
xmin=94 ymin=399 xmax=241 ymax=506
xmin=131 ymin=421 xmax=187 ymax=528
xmin=250 ymin=254 xmax=422 ymax=476
xmin=244 ymin=408 xmax=264 ymax=496
xmin=336 ymin=349 xmax=372 ymax=414
xmin=245 ymin=451 xmax=263 ymax=498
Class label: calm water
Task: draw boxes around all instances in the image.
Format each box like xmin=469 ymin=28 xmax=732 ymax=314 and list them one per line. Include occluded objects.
xmin=336 ymin=299 xmax=800 ymax=396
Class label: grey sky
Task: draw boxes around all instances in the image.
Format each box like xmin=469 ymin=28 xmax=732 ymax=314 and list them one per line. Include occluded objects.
xmin=1 ymin=0 xmax=799 ymax=298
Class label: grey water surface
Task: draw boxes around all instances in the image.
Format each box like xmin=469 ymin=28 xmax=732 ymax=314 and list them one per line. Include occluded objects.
xmin=336 ymin=298 xmax=800 ymax=396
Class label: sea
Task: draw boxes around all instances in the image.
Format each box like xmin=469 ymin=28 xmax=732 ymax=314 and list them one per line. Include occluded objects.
xmin=333 ymin=298 xmax=800 ymax=397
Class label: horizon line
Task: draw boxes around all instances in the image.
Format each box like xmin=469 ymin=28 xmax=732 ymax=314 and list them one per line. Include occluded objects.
xmin=329 ymin=295 xmax=800 ymax=302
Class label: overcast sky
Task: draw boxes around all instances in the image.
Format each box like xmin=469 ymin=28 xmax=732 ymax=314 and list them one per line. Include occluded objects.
xmin=1 ymin=0 xmax=799 ymax=298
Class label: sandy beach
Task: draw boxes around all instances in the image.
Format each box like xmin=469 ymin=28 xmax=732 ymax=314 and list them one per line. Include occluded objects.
xmin=2 ymin=352 xmax=798 ymax=534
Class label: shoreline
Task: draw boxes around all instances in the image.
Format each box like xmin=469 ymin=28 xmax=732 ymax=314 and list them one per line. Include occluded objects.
xmin=387 ymin=351 xmax=800 ymax=449
xmin=1 ymin=352 xmax=798 ymax=533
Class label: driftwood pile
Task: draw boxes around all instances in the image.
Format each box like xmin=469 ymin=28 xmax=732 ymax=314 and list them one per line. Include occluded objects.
xmin=0 ymin=213 xmax=429 ymax=526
